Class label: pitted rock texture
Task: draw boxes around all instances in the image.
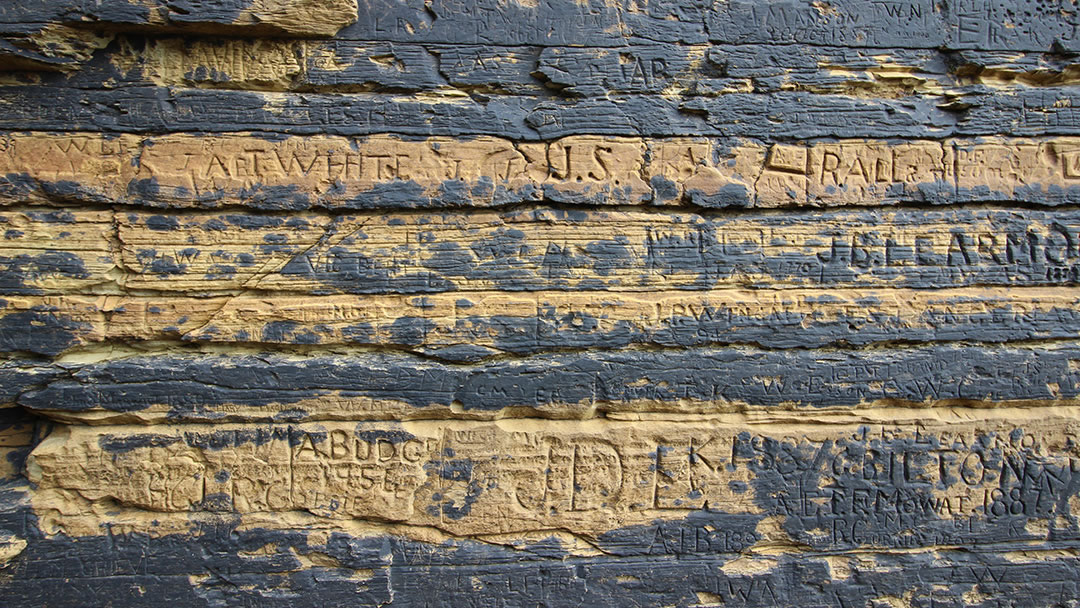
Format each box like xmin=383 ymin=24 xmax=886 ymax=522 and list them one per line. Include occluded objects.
xmin=3 ymin=2 xmax=1080 ymax=607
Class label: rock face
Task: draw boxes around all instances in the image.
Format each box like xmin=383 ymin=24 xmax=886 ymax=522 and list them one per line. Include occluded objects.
xmin=3 ymin=2 xmax=1080 ymax=607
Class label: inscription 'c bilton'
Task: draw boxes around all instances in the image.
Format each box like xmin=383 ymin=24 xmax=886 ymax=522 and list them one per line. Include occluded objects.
xmin=29 ymin=412 xmax=1080 ymax=545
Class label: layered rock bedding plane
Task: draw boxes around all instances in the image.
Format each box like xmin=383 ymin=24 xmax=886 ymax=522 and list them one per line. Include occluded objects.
xmin=4 ymin=0 xmax=1080 ymax=605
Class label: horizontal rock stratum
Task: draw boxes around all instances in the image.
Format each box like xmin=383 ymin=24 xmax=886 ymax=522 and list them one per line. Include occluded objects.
xmin=28 ymin=408 xmax=1080 ymax=540
xmin=5 ymin=133 xmax=1080 ymax=208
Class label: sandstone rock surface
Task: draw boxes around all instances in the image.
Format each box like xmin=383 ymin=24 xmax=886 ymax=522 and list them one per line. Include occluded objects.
xmin=2 ymin=2 xmax=1080 ymax=606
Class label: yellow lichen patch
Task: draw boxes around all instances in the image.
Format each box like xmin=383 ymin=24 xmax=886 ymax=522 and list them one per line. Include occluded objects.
xmin=962 ymin=588 xmax=996 ymax=605
xmin=694 ymin=591 xmax=724 ymax=606
xmin=131 ymin=0 xmax=358 ymax=37
xmin=291 ymin=548 xmax=344 ymax=569
xmin=131 ymin=38 xmax=305 ymax=90
xmin=9 ymin=25 xmax=114 ymax=71
xmin=822 ymin=555 xmax=852 ymax=580
xmin=719 ymin=555 xmax=777 ymax=576
xmin=0 ymin=534 xmax=27 ymax=566
xmin=816 ymin=64 xmax=949 ymax=98
xmin=872 ymin=594 xmax=913 ymax=608
xmin=475 ymin=530 xmax=605 ymax=557
xmin=955 ymin=64 xmax=1080 ymax=88
xmin=1001 ymin=548 xmax=1080 ymax=562
xmin=0 ymin=411 xmax=36 ymax=480
xmin=236 ymin=0 xmax=359 ymax=37
xmin=0 ymin=209 xmax=117 ymax=293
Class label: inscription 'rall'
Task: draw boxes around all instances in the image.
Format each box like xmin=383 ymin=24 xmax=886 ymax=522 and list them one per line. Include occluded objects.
xmin=7 ymin=133 xmax=1080 ymax=208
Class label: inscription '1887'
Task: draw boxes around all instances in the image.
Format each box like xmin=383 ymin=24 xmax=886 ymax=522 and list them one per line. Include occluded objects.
xmin=30 ymin=414 xmax=1080 ymax=546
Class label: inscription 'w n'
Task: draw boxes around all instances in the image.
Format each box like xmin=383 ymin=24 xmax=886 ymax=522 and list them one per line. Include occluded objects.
xmin=880 ymin=2 xmax=923 ymax=19
xmin=757 ymin=376 xmax=787 ymax=395
xmin=969 ymin=565 xmax=1007 ymax=583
